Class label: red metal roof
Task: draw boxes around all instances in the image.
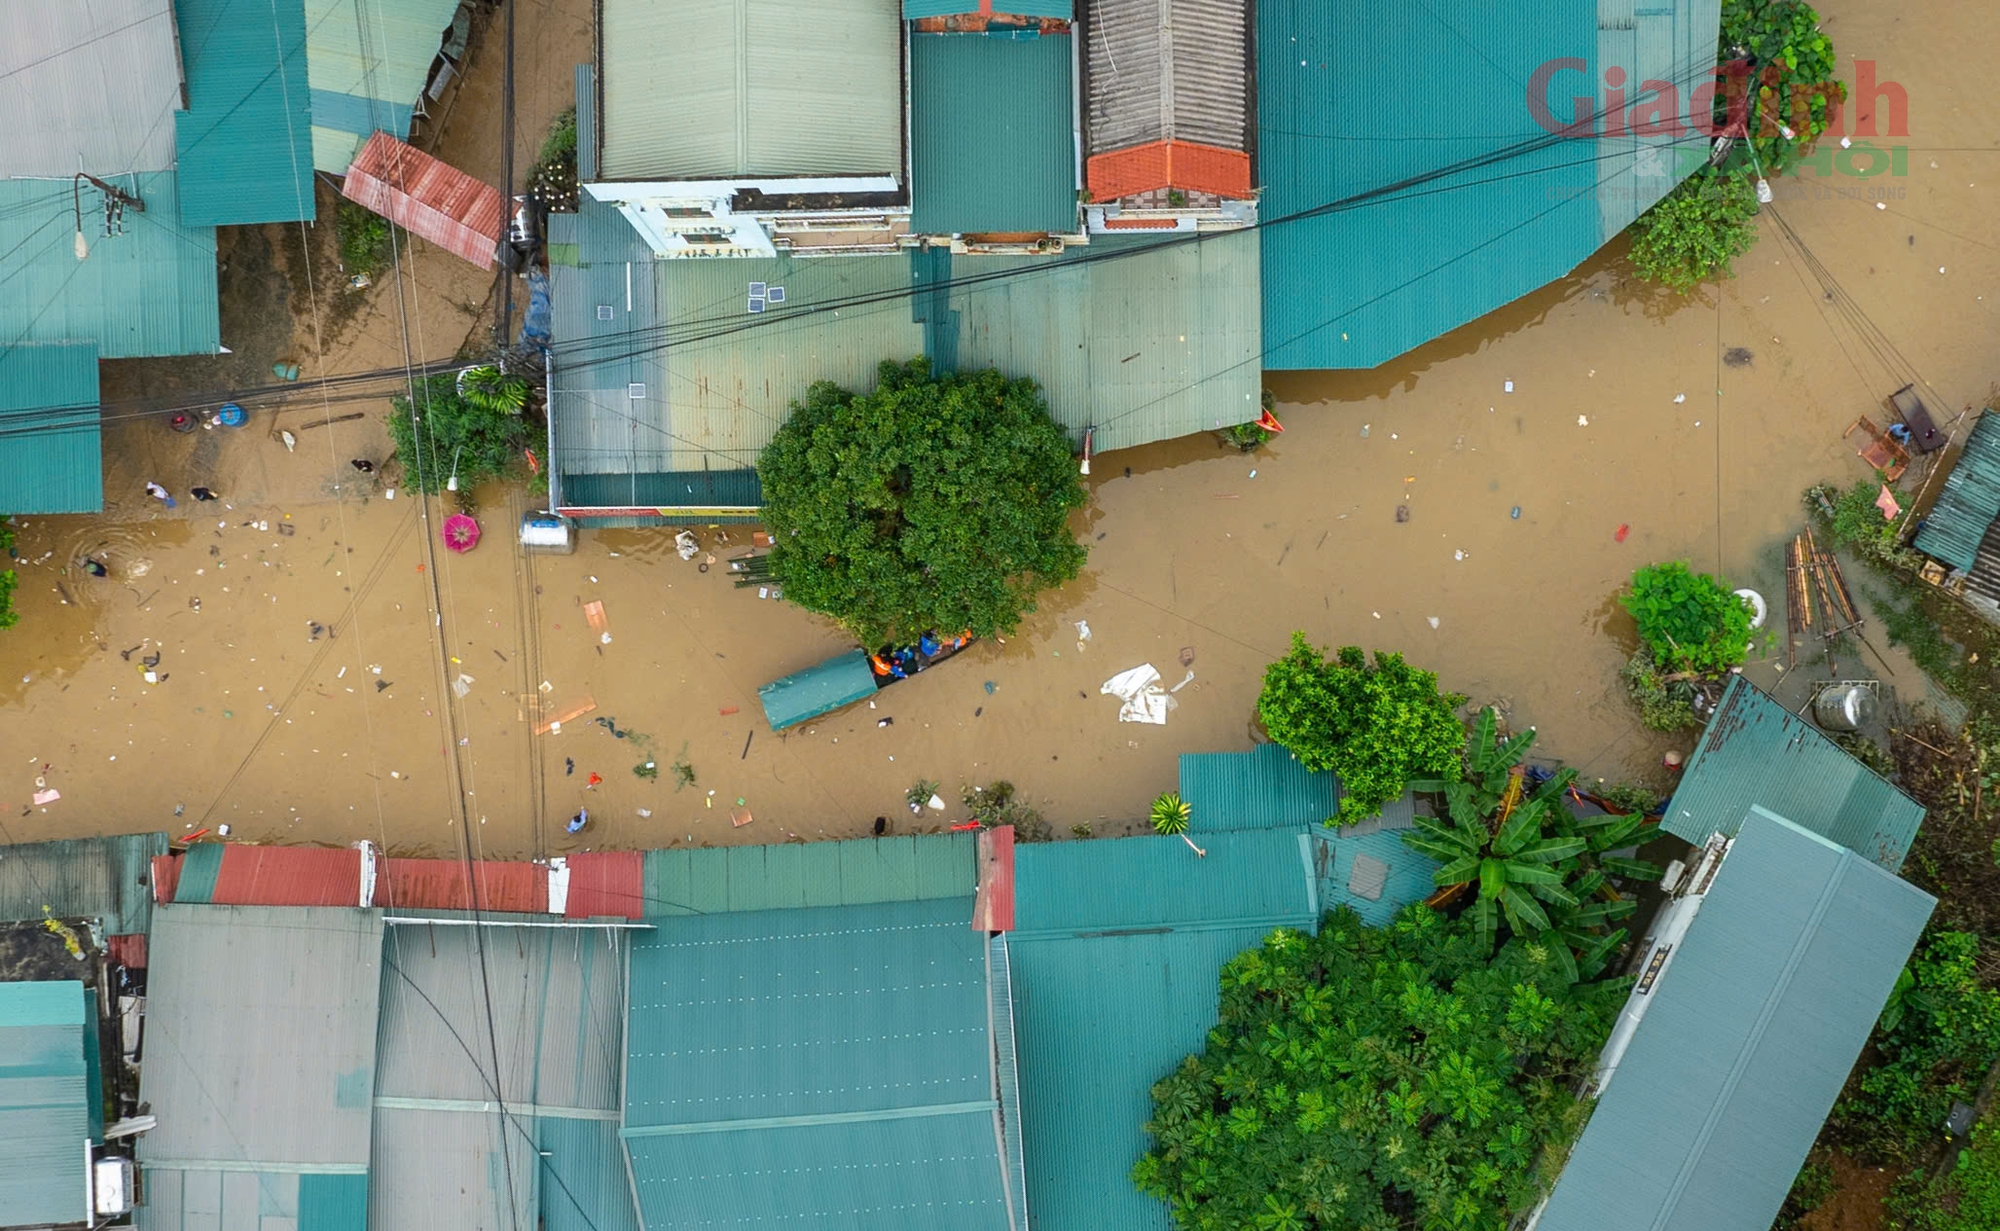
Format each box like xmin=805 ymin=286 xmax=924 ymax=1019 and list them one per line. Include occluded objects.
xmin=1086 ymin=140 xmax=1253 ymax=202
xmin=341 ymin=131 xmax=504 ymax=270
xmin=562 ymin=851 xmax=644 ymax=919
xmin=107 ymin=933 xmax=147 ymax=970
xmin=150 ymin=854 xmax=181 ymax=904
xmin=374 ymin=857 xmax=548 ymax=913
xmin=973 ymin=825 xmax=1015 ymax=932
xmin=210 ymin=846 xmax=361 ymax=906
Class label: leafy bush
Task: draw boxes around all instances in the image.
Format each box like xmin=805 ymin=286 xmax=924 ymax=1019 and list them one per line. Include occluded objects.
xmin=759 ymin=359 xmax=1087 ymax=647
xmin=336 ymin=200 xmax=396 ymax=281
xmin=1628 ymin=170 xmax=1760 ymax=294
xmin=1257 ymin=633 xmax=1467 ymax=825
xmin=1404 ymin=709 xmax=1659 ymax=979
xmin=1774 ymin=1152 xmax=1836 ymax=1229
xmin=961 ymin=780 xmax=1052 ymax=842
xmin=1718 ymin=0 xmax=1844 ymax=178
xmin=0 ymin=518 xmax=17 ymax=631
xmin=1619 ymin=650 xmax=1702 ymax=731
xmin=1809 ymin=480 xmax=1917 ymax=569
xmin=386 ymin=373 xmax=533 ymax=496
xmin=1151 ymin=792 xmax=1191 ymax=835
xmin=1623 ymin=561 xmax=1754 ymax=675
xmin=1834 ymin=930 xmax=2000 ymax=1163
xmin=527 ymin=107 xmax=579 ymax=211
xmin=1889 ymin=1120 xmax=2000 ymax=1231
xmin=1133 ymin=905 xmax=1626 ymax=1231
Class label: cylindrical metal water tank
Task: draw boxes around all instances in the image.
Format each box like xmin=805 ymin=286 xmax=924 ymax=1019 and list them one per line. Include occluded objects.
xmin=1814 ymin=684 xmax=1876 ymax=732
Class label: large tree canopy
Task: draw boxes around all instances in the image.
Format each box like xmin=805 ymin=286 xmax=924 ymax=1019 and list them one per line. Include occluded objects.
xmin=758 ymin=359 xmax=1087 ymax=646
xmin=1257 ymin=634 xmax=1466 ymax=824
xmin=1134 ymin=907 xmax=1625 ymax=1231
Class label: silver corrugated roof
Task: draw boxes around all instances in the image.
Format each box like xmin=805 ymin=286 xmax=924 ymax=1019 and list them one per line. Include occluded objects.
xmin=0 ymin=1 xmax=184 ymax=177
xmin=1085 ymin=0 xmax=1248 ymax=153
xmin=374 ymin=924 xmax=627 ymax=1110
xmin=137 ymin=906 xmax=384 ymax=1174
xmin=597 ymin=0 xmax=904 ymax=181
xmin=369 ymin=924 xmax=630 ymax=1231
xmin=547 ymin=201 xmax=678 ymax=482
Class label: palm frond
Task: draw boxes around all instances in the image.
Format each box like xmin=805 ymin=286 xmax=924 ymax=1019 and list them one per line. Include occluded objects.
xmin=1500 ymin=884 xmax=1552 ymax=933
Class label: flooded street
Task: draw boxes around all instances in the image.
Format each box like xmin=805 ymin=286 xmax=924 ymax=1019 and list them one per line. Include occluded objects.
xmin=2 ymin=0 xmax=1996 ymax=858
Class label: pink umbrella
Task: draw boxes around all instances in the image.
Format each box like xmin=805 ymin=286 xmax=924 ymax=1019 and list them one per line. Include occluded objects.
xmin=442 ymin=514 xmax=481 ymax=553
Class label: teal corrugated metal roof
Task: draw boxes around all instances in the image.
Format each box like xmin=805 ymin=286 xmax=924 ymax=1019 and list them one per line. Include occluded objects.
xmin=1178 ymin=741 xmax=1338 ymax=829
xmin=1257 ymin=0 xmax=1719 ymax=370
xmin=536 ymin=1119 xmax=639 ymax=1231
xmin=171 ymin=843 xmax=225 ymax=904
xmin=621 ymin=897 xmax=1012 ymax=1231
xmin=174 ymin=0 xmax=316 ymax=225
xmin=1663 ymin=676 xmax=1926 ymax=871
xmin=1914 ymin=411 xmax=2000 ymax=571
xmin=1536 ymin=808 xmax=1934 ymax=1231
xmin=1009 ymin=831 xmax=1318 ymax=1231
xmin=0 ymin=342 xmax=102 ymax=514
xmin=1309 ymin=828 xmax=1438 ymax=927
xmin=558 ymin=469 xmax=761 ymax=512
xmin=1013 ymin=828 xmax=1316 ymax=936
xmin=0 ymin=176 xmax=219 ymax=359
xmin=0 ymin=833 xmax=168 ymax=934
xmin=298 ymin=1174 xmax=369 ymax=1231
xmin=910 ymin=33 xmax=1076 ymax=235
xmin=642 ymin=834 xmax=975 ymax=915
xmin=757 ymin=649 xmax=880 ymax=730
xmin=0 ymin=982 xmax=91 ymax=1228
xmin=304 ymin=0 xmax=461 ymax=172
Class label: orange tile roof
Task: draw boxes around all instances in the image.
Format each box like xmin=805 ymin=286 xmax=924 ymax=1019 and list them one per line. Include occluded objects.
xmin=1086 ymin=140 xmax=1252 ymax=202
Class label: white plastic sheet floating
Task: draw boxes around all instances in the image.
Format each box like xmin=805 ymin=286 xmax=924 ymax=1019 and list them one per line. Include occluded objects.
xmin=1101 ymin=663 xmax=1175 ymax=725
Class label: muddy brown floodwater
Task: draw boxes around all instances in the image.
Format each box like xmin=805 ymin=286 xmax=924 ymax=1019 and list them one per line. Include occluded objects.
xmin=2 ymin=0 xmax=1996 ymax=861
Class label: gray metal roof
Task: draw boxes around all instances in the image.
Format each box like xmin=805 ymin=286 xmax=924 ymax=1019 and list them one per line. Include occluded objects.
xmin=547 ymin=201 xmax=678 ymax=489
xmin=0 ymin=1 xmax=184 ymax=177
xmin=597 ymin=0 xmax=904 ymax=181
xmin=136 ymin=905 xmax=383 ymax=1217
xmin=0 ymin=833 xmax=167 ymax=934
xmin=1534 ymin=808 xmax=1935 ymax=1231
xmin=1086 ymin=0 xmax=1249 ymax=154
xmin=1663 ymin=676 xmax=1926 ymax=871
xmin=371 ymin=923 xmax=633 ymax=1231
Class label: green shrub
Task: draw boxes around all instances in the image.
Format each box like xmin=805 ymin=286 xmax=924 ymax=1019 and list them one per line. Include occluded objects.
xmin=1628 ymin=170 xmax=1760 ymax=294
xmin=1257 ymin=632 xmax=1467 ymax=825
xmin=1623 ymin=561 xmax=1754 ymax=675
xmin=1718 ymin=0 xmax=1845 ymax=179
xmin=1774 ymin=1153 xmax=1837 ymax=1229
xmin=336 ymin=201 xmax=396 ymax=281
xmin=1834 ymin=930 xmax=2000 ymax=1163
xmin=1809 ymin=480 xmax=1917 ymax=569
xmin=0 ymin=518 xmax=17 ymax=631
xmin=1619 ymin=650 xmax=1702 ymax=731
xmin=1133 ymin=905 xmax=1627 ymax=1231
xmin=1888 ymin=1120 xmax=2000 ymax=1231
xmin=386 ymin=373 xmax=533 ymax=496
xmin=961 ymin=780 xmax=1052 ymax=843
xmin=527 ymin=107 xmax=579 ymax=211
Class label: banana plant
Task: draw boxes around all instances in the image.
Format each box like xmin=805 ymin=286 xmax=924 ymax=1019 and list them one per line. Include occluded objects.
xmin=1403 ymin=708 xmax=1661 ymax=981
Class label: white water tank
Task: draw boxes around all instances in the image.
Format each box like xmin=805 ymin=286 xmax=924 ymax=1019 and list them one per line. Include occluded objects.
xmin=519 ymin=512 xmax=575 ymax=555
